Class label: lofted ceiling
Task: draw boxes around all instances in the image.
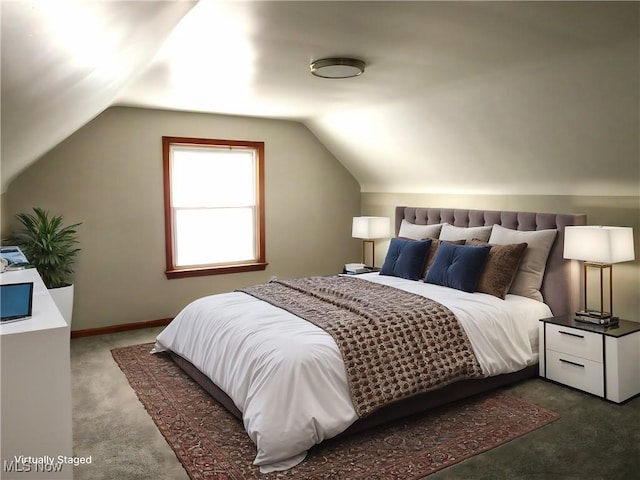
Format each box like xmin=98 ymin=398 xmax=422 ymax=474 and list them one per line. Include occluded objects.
xmin=2 ymin=1 xmax=638 ymax=195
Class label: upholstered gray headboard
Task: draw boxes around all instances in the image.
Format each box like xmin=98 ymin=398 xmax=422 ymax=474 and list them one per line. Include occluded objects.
xmin=395 ymin=206 xmax=587 ymax=316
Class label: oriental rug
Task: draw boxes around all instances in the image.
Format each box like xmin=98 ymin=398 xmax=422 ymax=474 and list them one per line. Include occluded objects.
xmin=112 ymin=343 xmax=558 ymax=480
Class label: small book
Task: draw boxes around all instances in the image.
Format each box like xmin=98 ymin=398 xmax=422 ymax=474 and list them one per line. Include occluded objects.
xmin=345 ymin=263 xmax=367 ymax=274
xmin=574 ymin=315 xmax=606 ymax=325
xmin=574 ymin=312 xmax=618 ymax=326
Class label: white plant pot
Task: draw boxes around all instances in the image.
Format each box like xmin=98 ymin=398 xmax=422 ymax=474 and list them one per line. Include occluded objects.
xmin=49 ymin=284 xmax=74 ymax=327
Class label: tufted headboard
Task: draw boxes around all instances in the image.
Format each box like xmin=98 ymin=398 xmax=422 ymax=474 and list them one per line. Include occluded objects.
xmin=395 ymin=206 xmax=587 ymax=316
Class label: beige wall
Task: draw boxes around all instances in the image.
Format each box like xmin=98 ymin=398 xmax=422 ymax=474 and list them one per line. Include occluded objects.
xmin=4 ymin=105 xmax=638 ymax=330
xmin=362 ymin=192 xmax=640 ymax=322
xmin=4 ymin=107 xmax=361 ymax=331
xmin=0 ymin=193 xmax=9 ymax=237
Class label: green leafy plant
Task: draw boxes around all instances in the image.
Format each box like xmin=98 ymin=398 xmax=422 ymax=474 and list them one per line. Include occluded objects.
xmin=10 ymin=207 xmax=81 ymax=289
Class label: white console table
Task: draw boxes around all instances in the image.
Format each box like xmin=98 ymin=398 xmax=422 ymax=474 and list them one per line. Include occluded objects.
xmin=1 ymin=268 xmax=73 ymax=479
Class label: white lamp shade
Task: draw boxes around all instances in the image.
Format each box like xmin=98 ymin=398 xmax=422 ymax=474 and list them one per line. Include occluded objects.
xmin=352 ymin=216 xmax=390 ymax=240
xmin=564 ymin=226 xmax=635 ymax=264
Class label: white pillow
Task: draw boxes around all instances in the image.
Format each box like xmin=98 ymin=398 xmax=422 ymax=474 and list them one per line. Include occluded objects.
xmin=439 ymin=223 xmax=493 ymax=242
xmin=488 ymin=224 xmax=557 ymax=302
xmin=398 ymin=220 xmax=443 ymax=240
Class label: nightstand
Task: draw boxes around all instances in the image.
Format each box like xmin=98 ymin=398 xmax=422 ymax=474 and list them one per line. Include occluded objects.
xmin=539 ymin=315 xmax=640 ymax=403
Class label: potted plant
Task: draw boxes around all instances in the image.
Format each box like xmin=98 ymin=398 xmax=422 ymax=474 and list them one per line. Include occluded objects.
xmin=9 ymin=207 xmax=81 ymax=326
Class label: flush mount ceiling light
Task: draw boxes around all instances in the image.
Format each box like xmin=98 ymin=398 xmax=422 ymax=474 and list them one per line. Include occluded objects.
xmin=310 ymin=57 xmax=365 ymax=79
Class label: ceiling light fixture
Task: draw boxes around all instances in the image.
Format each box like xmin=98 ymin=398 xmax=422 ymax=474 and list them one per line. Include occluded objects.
xmin=310 ymin=57 xmax=365 ymax=79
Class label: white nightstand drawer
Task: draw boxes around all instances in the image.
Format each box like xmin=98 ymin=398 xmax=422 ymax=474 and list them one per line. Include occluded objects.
xmin=546 ymin=323 xmax=603 ymax=362
xmin=546 ymin=350 xmax=604 ymax=397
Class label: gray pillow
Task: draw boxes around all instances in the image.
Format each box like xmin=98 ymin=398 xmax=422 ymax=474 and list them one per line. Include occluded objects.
xmin=488 ymin=225 xmax=557 ymax=302
xmin=439 ymin=223 xmax=493 ymax=242
xmin=398 ymin=220 xmax=443 ymax=240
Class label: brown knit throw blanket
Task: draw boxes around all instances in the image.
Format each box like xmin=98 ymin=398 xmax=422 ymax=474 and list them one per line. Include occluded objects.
xmin=238 ymin=276 xmax=483 ymax=417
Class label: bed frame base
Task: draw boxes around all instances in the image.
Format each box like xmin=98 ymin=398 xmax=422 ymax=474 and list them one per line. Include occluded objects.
xmin=170 ymin=352 xmax=537 ymax=438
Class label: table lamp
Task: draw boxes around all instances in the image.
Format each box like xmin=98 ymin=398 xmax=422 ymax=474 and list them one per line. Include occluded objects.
xmin=352 ymin=217 xmax=390 ymax=268
xmin=563 ymin=225 xmax=635 ymax=322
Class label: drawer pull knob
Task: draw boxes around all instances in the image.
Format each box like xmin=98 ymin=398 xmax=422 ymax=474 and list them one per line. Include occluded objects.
xmin=559 ymin=330 xmax=584 ymax=339
xmin=559 ymin=358 xmax=585 ymax=368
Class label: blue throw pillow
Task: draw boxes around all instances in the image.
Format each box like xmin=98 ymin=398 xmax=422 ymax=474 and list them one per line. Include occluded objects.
xmin=380 ymin=238 xmax=432 ymax=281
xmin=425 ymin=242 xmax=492 ymax=293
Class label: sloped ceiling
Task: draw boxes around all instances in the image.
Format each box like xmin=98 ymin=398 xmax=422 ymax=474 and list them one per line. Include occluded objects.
xmin=0 ymin=0 xmax=197 ymax=192
xmin=2 ymin=1 xmax=638 ymax=195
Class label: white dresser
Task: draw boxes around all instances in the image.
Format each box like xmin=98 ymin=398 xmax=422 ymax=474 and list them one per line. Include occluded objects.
xmin=539 ymin=315 xmax=640 ymax=403
xmin=1 ymin=268 xmax=73 ymax=479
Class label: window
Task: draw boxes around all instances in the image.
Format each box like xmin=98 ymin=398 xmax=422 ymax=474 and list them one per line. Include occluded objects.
xmin=162 ymin=137 xmax=266 ymax=279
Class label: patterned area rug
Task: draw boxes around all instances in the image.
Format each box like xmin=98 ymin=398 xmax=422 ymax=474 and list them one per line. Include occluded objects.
xmin=112 ymin=343 xmax=558 ymax=480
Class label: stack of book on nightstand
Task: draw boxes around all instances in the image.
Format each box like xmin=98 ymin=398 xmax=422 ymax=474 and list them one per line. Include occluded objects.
xmin=345 ymin=263 xmax=368 ymax=274
xmin=574 ymin=310 xmax=619 ymax=326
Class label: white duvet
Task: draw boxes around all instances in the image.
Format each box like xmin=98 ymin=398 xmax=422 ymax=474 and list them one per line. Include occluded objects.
xmin=153 ymin=273 xmax=551 ymax=472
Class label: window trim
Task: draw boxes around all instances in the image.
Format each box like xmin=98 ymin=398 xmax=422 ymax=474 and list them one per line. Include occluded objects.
xmin=162 ymin=136 xmax=267 ymax=279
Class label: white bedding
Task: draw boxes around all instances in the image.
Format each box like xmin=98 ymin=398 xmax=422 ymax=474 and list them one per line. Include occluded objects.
xmin=153 ymin=273 xmax=552 ymax=472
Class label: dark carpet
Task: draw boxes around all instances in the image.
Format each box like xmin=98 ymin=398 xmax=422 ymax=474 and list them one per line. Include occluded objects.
xmin=112 ymin=343 xmax=559 ymax=480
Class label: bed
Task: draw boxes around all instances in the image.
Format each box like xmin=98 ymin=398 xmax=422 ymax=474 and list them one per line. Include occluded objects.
xmin=153 ymin=206 xmax=586 ymax=473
